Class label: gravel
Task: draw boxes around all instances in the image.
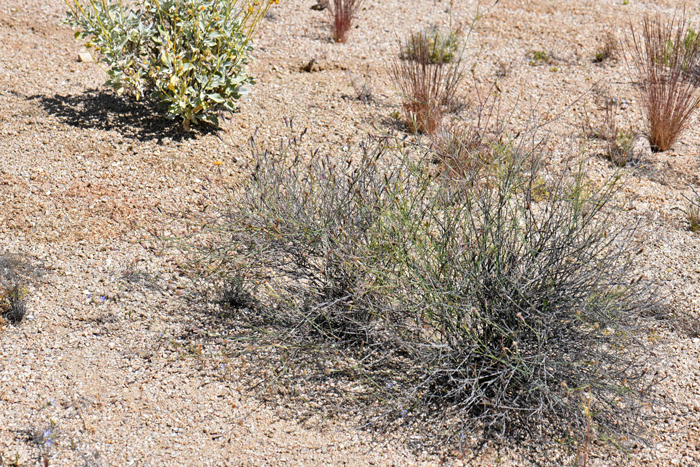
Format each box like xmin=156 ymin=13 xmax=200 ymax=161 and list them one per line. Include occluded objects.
xmin=1 ymin=0 xmax=699 ymax=465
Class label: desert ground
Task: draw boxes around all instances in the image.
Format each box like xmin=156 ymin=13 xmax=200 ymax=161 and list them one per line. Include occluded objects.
xmin=1 ymin=0 xmax=700 ymax=465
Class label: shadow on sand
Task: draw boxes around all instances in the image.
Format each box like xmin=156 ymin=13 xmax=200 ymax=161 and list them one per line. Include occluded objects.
xmin=29 ymin=89 xmax=219 ymax=142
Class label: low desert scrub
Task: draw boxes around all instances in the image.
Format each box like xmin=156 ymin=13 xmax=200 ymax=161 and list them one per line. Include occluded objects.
xmin=372 ymin=141 xmax=654 ymax=439
xmin=201 ymin=119 xmax=657 ymax=444
xmin=65 ymin=0 xmax=277 ymax=130
xmin=433 ymin=123 xmax=490 ymax=183
xmin=327 ymin=0 xmax=363 ymax=43
xmin=24 ymin=423 xmax=59 ymax=467
xmin=390 ymin=31 xmax=465 ymax=134
xmin=529 ymin=50 xmax=552 ymax=66
xmin=629 ymin=13 xmax=700 ymax=151
xmin=349 ymin=68 xmax=374 ymax=102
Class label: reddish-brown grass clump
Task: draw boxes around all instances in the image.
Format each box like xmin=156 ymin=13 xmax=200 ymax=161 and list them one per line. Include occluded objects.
xmin=327 ymin=0 xmax=363 ymax=43
xmin=389 ymin=31 xmax=464 ymax=134
xmin=629 ymin=13 xmax=700 ymax=152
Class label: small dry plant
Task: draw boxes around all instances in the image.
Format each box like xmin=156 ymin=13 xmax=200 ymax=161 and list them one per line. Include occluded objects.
xmin=594 ymin=30 xmax=619 ymax=63
xmin=629 ymin=13 xmax=700 ymax=152
xmin=0 ymin=284 xmax=27 ymax=325
xmin=401 ymin=27 xmax=461 ymax=65
xmin=434 ymin=85 xmax=504 ymax=183
xmin=686 ymin=188 xmax=700 ymax=232
xmin=529 ymin=50 xmax=551 ymax=66
xmin=349 ymin=67 xmax=373 ymax=102
xmin=598 ymin=96 xmax=634 ymax=166
xmin=327 ymin=0 xmax=363 ymax=43
xmin=390 ymin=31 xmax=465 ymax=134
xmin=575 ymin=390 xmax=594 ymax=467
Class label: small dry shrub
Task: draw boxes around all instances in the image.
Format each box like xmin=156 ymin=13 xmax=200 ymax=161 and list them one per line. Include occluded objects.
xmin=434 ymin=124 xmax=489 ymax=183
xmin=529 ymin=50 xmax=551 ymax=66
xmin=629 ymin=13 xmax=700 ymax=152
xmin=349 ymin=69 xmax=373 ymax=102
xmin=598 ymin=96 xmax=634 ymax=166
xmin=495 ymin=60 xmax=510 ymax=77
xmin=434 ymin=86 xmax=504 ymax=183
xmin=686 ymin=188 xmax=700 ymax=232
xmin=327 ymin=0 xmax=363 ymax=43
xmin=390 ymin=31 xmax=465 ymax=134
xmin=594 ymin=30 xmax=619 ymax=63
xmin=401 ymin=27 xmax=461 ymax=65
xmin=0 ymin=285 xmax=27 ymax=325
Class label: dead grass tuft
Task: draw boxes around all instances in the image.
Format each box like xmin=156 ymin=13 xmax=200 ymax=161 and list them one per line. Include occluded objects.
xmin=433 ymin=85 xmax=503 ymax=183
xmin=0 ymin=285 xmax=27 ymax=325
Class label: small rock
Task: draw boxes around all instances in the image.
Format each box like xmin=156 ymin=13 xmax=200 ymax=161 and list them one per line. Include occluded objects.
xmin=632 ymin=134 xmax=652 ymax=160
xmin=78 ymin=52 xmax=94 ymax=63
xmin=301 ymin=58 xmax=317 ymax=73
xmin=301 ymin=58 xmax=326 ymax=73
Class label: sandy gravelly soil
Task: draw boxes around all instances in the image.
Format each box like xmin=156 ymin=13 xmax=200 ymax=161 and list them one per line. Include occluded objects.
xmin=1 ymin=0 xmax=700 ymax=466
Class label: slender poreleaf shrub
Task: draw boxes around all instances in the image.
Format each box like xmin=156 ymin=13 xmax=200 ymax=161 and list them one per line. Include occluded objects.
xmin=380 ymin=140 xmax=654 ymax=438
xmin=204 ymin=119 xmax=656 ymax=443
xmin=629 ymin=13 xmax=700 ymax=151
xmin=65 ymin=0 xmax=277 ymax=130
xmin=327 ymin=0 xmax=363 ymax=43
xmin=390 ymin=31 xmax=465 ymax=134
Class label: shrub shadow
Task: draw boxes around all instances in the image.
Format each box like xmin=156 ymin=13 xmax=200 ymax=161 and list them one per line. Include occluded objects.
xmin=0 ymin=252 xmax=47 ymax=285
xmin=29 ymin=89 xmax=218 ymax=142
xmin=175 ymin=300 xmax=416 ymax=442
xmin=635 ymin=161 xmax=700 ymax=189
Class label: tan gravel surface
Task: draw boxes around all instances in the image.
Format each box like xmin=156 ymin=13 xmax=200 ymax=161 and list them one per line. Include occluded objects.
xmin=1 ymin=0 xmax=700 ymax=465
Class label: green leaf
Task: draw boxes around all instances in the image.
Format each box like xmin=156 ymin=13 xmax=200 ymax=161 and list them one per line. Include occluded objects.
xmin=202 ymin=113 xmax=219 ymax=127
xmin=208 ymin=93 xmax=225 ymax=103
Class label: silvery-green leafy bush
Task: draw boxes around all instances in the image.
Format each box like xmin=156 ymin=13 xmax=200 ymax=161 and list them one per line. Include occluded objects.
xmin=66 ymin=0 xmax=277 ymax=130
